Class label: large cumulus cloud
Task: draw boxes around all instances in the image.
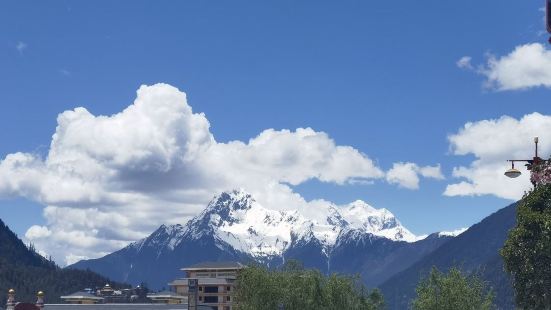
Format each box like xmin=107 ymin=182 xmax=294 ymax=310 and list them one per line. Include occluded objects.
xmin=0 ymin=84 xmax=441 ymax=264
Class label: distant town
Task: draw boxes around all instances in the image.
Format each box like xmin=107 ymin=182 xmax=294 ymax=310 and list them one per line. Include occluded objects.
xmin=4 ymin=261 xmax=242 ymax=310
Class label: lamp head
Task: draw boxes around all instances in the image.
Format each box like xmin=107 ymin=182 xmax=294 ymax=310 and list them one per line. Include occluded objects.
xmin=505 ymin=168 xmax=522 ymax=178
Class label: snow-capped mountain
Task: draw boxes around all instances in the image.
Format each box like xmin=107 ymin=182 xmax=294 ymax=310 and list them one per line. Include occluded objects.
xmin=136 ymin=189 xmax=418 ymax=260
xmin=69 ymin=190 xmax=454 ymax=289
xmin=339 ymin=200 xmax=417 ymax=242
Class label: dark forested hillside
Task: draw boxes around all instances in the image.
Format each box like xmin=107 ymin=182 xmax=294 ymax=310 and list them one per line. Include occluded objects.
xmin=380 ymin=203 xmax=517 ymax=310
xmin=0 ymin=218 xmax=128 ymax=304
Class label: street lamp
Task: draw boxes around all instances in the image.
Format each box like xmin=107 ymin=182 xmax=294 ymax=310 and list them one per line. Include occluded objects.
xmin=505 ymin=137 xmax=549 ymax=185
xmin=504 ymin=162 xmax=521 ymax=178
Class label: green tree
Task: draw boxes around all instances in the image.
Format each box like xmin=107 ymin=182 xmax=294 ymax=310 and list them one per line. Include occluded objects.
xmin=412 ymin=267 xmax=494 ymax=310
xmin=236 ymin=262 xmax=384 ymax=310
xmin=501 ymin=183 xmax=551 ymax=309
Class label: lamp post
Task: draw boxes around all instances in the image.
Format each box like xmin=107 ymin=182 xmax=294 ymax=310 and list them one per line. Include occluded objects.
xmin=505 ymin=137 xmax=550 ymax=186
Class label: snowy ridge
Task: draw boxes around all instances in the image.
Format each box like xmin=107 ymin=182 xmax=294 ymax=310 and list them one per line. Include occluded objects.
xmin=181 ymin=189 xmax=419 ymax=259
xmin=129 ymin=223 xmax=186 ymax=257
xmin=127 ymin=189 xmax=434 ymax=261
xmin=340 ymin=200 xmax=417 ymax=242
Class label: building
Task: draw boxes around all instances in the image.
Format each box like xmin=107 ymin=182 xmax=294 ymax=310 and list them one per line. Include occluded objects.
xmin=99 ymin=284 xmax=114 ymax=296
xmin=59 ymin=284 xmax=147 ymax=304
xmin=43 ymin=305 xmax=188 ymax=309
xmin=59 ymin=291 xmax=104 ymax=304
xmin=168 ymin=262 xmax=245 ymax=310
xmin=146 ymin=291 xmax=187 ymax=304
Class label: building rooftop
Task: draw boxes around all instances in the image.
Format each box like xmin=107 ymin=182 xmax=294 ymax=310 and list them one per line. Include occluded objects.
xmin=42 ymin=304 xmax=224 ymax=310
xmin=59 ymin=292 xmax=104 ymax=300
xmin=170 ymin=277 xmax=234 ymax=286
xmin=182 ymin=261 xmax=245 ymax=271
xmin=44 ymin=305 xmax=188 ymax=310
xmin=146 ymin=291 xmax=186 ymax=299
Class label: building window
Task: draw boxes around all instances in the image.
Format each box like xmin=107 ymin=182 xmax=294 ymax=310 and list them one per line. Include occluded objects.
xmin=199 ymin=286 xmax=203 ymax=291
xmin=226 ymin=296 xmax=231 ymax=302
xmin=204 ymin=286 xmax=218 ymax=293
xmin=226 ymin=286 xmax=231 ymax=291
xmin=199 ymin=296 xmax=203 ymax=301
xmin=224 ymin=307 xmax=230 ymax=310
xmin=204 ymin=296 xmax=218 ymax=303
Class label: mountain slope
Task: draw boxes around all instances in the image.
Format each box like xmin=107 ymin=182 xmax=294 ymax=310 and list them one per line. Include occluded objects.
xmin=70 ymin=223 xmax=252 ymax=290
xmin=71 ymin=190 xmax=450 ymax=289
xmin=330 ymin=232 xmax=452 ymax=287
xmin=379 ymin=203 xmax=517 ymax=310
xmin=0 ymin=217 xmax=52 ymax=268
xmin=0 ymin=218 xmax=127 ymax=304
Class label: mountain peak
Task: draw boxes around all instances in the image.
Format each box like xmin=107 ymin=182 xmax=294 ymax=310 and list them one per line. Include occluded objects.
xmin=347 ymin=200 xmax=377 ymax=212
xmin=340 ymin=201 xmax=416 ymax=242
xmin=206 ymin=189 xmax=255 ymax=213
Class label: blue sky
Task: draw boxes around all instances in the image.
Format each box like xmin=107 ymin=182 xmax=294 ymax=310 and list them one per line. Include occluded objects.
xmin=1 ymin=1 xmax=551 ymax=263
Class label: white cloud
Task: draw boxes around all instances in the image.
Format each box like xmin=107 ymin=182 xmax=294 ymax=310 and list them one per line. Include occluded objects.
xmin=386 ymin=162 xmax=444 ymax=190
xmin=25 ymin=225 xmax=52 ymax=239
xmin=476 ymin=43 xmax=551 ymax=90
xmin=445 ymin=113 xmax=551 ymax=200
xmin=59 ymin=69 xmax=71 ymax=76
xmin=438 ymin=227 xmax=468 ymax=237
xmin=456 ymin=56 xmax=473 ymax=70
xmin=1 ymin=83 xmax=433 ymax=265
xmin=16 ymin=41 xmax=27 ymax=54
xmin=419 ymin=165 xmax=445 ymax=180
xmin=65 ymin=254 xmax=90 ymax=266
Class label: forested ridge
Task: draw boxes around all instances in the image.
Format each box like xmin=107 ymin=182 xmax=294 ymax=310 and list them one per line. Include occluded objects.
xmin=0 ymin=218 xmax=128 ymax=305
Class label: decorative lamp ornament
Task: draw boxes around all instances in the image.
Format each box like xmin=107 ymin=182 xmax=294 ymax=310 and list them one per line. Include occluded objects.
xmin=7 ymin=289 xmax=16 ymax=310
xmin=36 ymin=291 xmax=44 ymax=309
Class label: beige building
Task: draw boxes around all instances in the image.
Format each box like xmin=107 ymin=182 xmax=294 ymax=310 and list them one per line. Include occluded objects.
xmin=59 ymin=291 xmax=104 ymax=304
xmin=168 ymin=262 xmax=244 ymax=310
xmin=146 ymin=291 xmax=187 ymax=304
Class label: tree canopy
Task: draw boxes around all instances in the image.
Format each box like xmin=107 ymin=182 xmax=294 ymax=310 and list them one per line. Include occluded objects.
xmin=412 ymin=266 xmax=494 ymax=310
xmin=501 ymin=183 xmax=551 ymax=309
xmin=235 ymin=260 xmax=384 ymax=310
